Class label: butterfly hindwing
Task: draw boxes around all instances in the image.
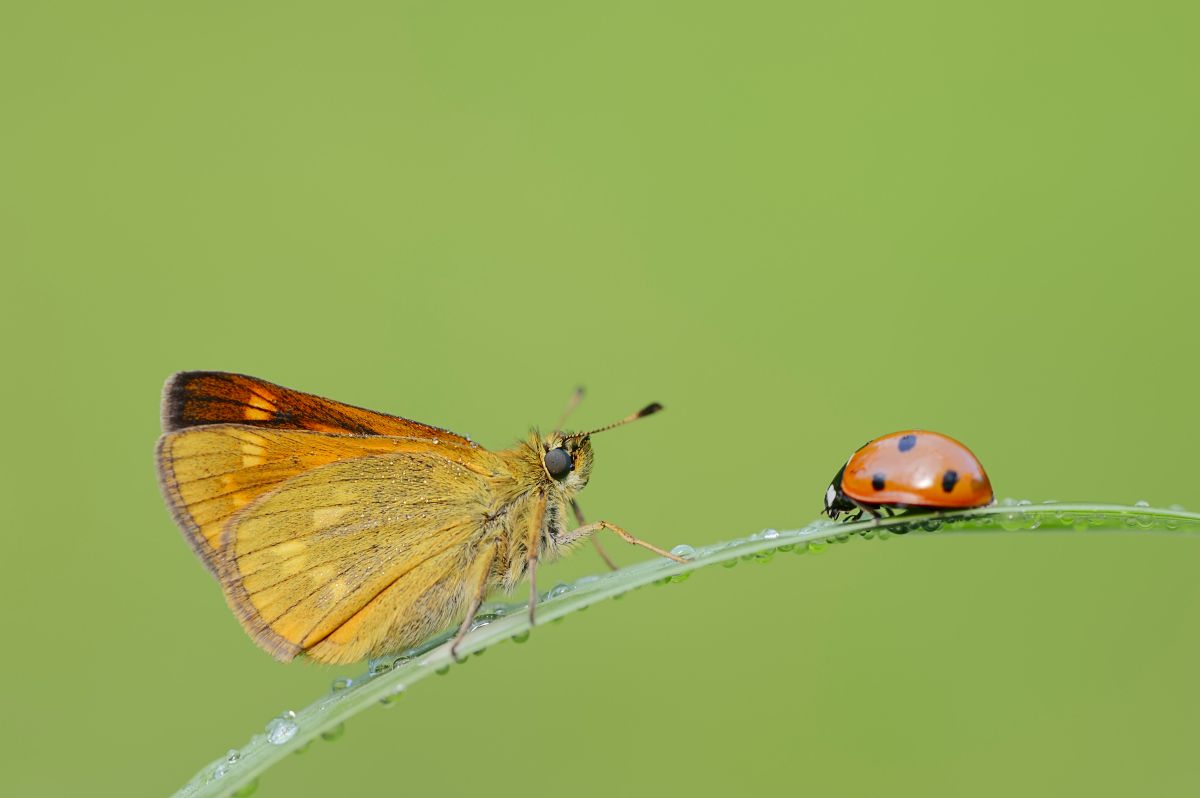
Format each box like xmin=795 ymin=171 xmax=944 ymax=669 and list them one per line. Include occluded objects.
xmin=216 ymin=453 xmax=496 ymax=664
xmin=156 ymin=425 xmax=490 ymax=574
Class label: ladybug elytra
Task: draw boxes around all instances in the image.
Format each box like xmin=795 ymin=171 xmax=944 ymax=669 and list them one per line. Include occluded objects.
xmin=824 ymin=430 xmax=993 ymax=522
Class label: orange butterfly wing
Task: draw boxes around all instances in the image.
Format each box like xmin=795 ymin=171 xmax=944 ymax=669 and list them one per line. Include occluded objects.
xmin=156 ymin=373 xmax=487 ymax=575
xmin=161 ymin=371 xmax=473 ymax=442
xmin=216 ymin=452 xmax=495 ymax=663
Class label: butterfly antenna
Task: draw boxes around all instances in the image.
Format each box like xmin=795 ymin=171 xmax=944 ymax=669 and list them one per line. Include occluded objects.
xmin=553 ymin=386 xmax=586 ymax=435
xmin=568 ymin=402 xmax=663 ymax=439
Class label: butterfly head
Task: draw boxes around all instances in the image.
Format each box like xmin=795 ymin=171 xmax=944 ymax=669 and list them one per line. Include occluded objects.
xmin=540 ymin=432 xmax=594 ymax=493
xmin=539 ymin=401 xmax=663 ymax=494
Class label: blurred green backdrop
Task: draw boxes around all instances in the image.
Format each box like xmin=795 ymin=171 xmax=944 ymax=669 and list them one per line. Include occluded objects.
xmin=3 ymin=1 xmax=1199 ymax=795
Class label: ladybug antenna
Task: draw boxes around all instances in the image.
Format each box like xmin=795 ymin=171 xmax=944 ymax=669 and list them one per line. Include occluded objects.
xmin=567 ymin=402 xmax=663 ymax=440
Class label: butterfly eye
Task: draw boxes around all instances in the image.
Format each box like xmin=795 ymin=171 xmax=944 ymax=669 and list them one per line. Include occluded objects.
xmin=544 ymin=447 xmax=573 ymax=480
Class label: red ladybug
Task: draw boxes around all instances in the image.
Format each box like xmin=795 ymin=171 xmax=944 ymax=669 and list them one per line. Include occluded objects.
xmin=823 ymin=430 xmax=993 ymax=521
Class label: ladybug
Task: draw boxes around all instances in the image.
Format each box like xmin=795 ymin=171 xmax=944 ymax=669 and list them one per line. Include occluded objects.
xmin=823 ymin=430 xmax=993 ymax=522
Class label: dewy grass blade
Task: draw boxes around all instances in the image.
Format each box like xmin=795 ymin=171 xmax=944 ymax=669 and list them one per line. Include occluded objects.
xmin=173 ymin=501 xmax=1200 ymax=798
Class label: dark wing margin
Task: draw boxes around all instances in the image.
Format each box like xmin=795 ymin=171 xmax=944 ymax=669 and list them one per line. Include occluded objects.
xmin=160 ymin=371 xmax=474 ymax=444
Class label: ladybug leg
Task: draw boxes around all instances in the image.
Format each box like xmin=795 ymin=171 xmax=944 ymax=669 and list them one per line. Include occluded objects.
xmin=847 ymin=498 xmax=882 ymax=523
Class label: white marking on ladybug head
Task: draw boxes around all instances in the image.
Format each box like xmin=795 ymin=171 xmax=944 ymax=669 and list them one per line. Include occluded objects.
xmin=825 ymin=484 xmax=837 ymax=509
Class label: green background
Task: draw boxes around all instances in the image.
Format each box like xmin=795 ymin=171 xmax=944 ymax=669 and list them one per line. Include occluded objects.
xmin=4 ymin=2 xmax=1199 ymax=795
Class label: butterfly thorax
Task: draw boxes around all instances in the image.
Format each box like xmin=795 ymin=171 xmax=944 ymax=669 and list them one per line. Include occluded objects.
xmin=487 ymin=431 xmax=593 ymax=590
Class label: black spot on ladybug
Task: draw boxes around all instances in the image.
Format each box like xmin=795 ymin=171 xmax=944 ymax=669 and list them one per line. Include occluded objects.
xmin=942 ymin=470 xmax=959 ymax=493
xmin=898 ymin=434 xmax=917 ymax=453
xmin=871 ymin=473 xmax=886 ymax=491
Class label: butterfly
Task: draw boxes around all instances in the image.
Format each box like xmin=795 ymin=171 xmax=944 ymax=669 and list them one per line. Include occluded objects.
xmin=156 ymin=372 xmax=682 ymax=664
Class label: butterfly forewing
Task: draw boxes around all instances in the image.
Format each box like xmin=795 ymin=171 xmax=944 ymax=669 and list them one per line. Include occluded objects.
xmin=217 ymin=453 xmax=496 ymax=664
xmin=162 ymin=371 xmax=474 ymax=444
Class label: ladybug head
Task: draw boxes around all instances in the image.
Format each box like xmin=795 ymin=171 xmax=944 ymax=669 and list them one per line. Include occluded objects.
xmin=823 ymin=465 xmax=854 ymax=519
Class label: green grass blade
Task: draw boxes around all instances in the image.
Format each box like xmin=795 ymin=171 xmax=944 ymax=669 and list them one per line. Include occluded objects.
xmin=173 ymin=501 xmax=1200 ymax=798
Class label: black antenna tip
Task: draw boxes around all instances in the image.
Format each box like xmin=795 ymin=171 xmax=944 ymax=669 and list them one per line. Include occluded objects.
xmin=638 ymin=402 xmax=664 ymax=418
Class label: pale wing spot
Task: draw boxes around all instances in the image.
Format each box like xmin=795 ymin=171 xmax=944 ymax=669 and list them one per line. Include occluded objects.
xmin=247 ymin=392 xmax=277 ymax=412
xmin=239 ymin=540 xmax=309 ymax=581
xmin=267 ymin=540 xmax=307 ymax=559
xmin=241 ymin=552 xmax=309 ymax=591
xmin=242 ymin=454 xmax=267 ymax=467
xmin=243 ymin=392 xmax=276 ymax=421
xmin=313 ymin=505 xmax=351 ymax=529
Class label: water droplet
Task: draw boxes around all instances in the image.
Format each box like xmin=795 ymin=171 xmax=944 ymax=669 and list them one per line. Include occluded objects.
xmin=212 ymin=749 xmax=241 ymax=779
xmin=1134 ymin=500 xmax=1150 ymax=508
xmin=265 ymin=712 xmax=298 ymax=745
xmin=998 ymin=511 xmax=1026 ymax=531
xmin=331 ymin=677 xmax=353 ymax=692
xmin=435 ymin=665 xmax=450 ymax=676
xmin=367 ymin=658 xmax=393 ymax=676
xmin=806 ymin=541 xmax=828 ymax=554
xmin=321 ymin=723 xmax=346 ymax=742
xmin=722 ymin=558 xmax=739 ymax=568
xmin=547 ymin=583 xmax=573 ymax=600
xmin=670 ymin=543 xmax=696 ymax=559
xmin=668 ymin=572 xmax=691 ymax=584
xmin=232 ymin=778 xmax=259 ymax=797
xmin=762 ymin=529 xmax=780 ymax=540
xmin=379 ymin=688 xmax=404 ymax=706
xmin=920 ymin=518 xmax=942 ymax=532
xmin=472 ymin=646 xmax=487 ymax=657
xmin=777 ymin=543 xmax=795 ymax=552
xmin=293 ymin=739 xmax=313 ymax=755
xmin=753 ymin=549 xmax=775 ymax=564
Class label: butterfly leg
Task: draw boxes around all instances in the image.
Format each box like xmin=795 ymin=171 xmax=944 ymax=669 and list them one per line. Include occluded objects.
xmin=558 ymin=521 xmax=688 ymax=564
xmin=571 ymin=499 xmax=619 ymax=571
xmin=448 ymin=546 xmax=497 ymax=663
xmin=526 ymin=490 xmax=548 ymax=627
